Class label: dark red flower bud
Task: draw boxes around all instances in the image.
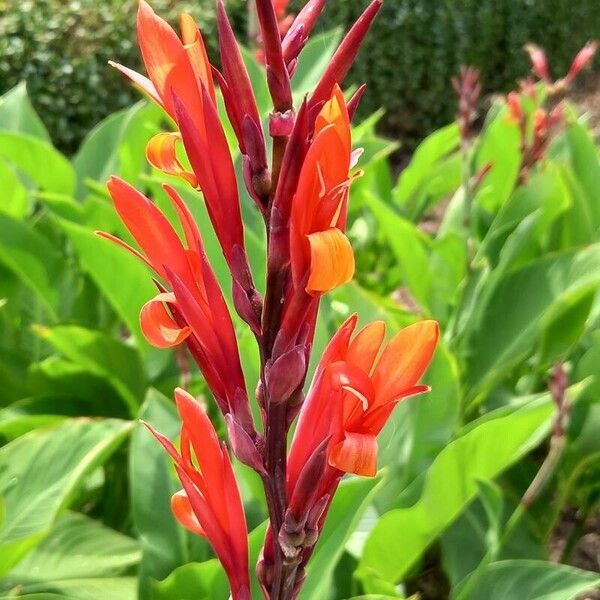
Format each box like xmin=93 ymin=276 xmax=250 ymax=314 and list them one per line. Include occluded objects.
xmin=347 ymin=84 xmax=367 ymax=120
xmin=226 ymin=413 xmax=267 ymax=475
xmin=282 ymin=0 xmax=328 ymax=64
xmin=265 ymin=345 xmax=307 ymax=405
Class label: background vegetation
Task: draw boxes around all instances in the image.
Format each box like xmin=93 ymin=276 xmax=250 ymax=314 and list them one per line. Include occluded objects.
xmin=1 ymin=0 xmax=599 ymax=151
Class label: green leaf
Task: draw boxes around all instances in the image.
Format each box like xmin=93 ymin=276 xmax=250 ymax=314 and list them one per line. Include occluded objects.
xmin=395 ymin=123 xmax=460 ymax=214
xmin=467 ymin=560 xmax=600 ymax=600
xmin=0 ymin=132 xmax=75 ymax=195
xmin=300 ymin=476 xmax=383 ymax=600
xmin=58 ymin=219 xmax=158 ymax=358
xmin=464 ymin=243 xmax=600 ymax=401
xmin=0 ymin=83 xmax=50 ymax=141
xmin=152 ymin=561 xmax=228 ymax=600
xmin=0 ymin=212 xmax=63 ymax=319
xmin=0 ymin=418 xmax=133 ymax=576
xmin=472 ymin=111 xmax=521 ymax=212
xmin=3 ymin=512 xmax=139 ymax=592
xmin=359 ymin=392 xmax=557 ymax=584
xmin=34 ymin=325 xmax=147 ymax=415
xmin=565 ymin=121 xmax=600 ymax=229
xmin=0 ymin=160 xmax=29 ymax=218
xmin=73 ymin=101 xmax=163 ymax=199
xmin=292 ymin=29 xmax=343 ymax=100
xmin=131 ymin=390 xmax=187 ymax=599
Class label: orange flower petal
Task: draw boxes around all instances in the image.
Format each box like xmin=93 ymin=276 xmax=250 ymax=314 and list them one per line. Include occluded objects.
xmin=346 ymin=321 xmax=386 ymax=375
xmin=372 ymin=320 xmax=439 ymax=405
xmin=140 ymin=292 xmax=190 ymax=348
xmin=329 ymin=431 xmax=378 ymax=477
xmin=306 ymin=228 xmax=355 ymax=293
xmin=146 ymin=132 xmax=198 ymax=187
xmin=180 ymin=13 xmax=216 ymax=104
xmin=171 ymin=489 xmax=206 ymax=537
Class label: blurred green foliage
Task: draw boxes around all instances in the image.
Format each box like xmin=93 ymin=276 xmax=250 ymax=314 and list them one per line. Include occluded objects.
xmin=0 ymin=0 xmax=247 ymax=154
xmin=2 ymin=0 xmax=600 ymax=152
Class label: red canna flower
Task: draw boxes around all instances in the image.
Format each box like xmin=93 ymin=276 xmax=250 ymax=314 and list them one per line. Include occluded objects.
xmin=290 ymin=85 xmax=357 ymax=295
xmin=111 ymin=1 xmax=247 ymax=276
xmin=98 ymin=178 xmax=254 ymax=433
xmin=288 ymin=315 xmax=439 ymax=486
xmin=524 ymin=43 xmax=550 ymax=83
xmin=566 ymin=41 xmax=598 ymax=84
xmin=146 ymin=388 xmax=250 ymax=600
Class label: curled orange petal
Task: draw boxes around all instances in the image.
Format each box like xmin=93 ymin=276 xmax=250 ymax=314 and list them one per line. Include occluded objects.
xmin=171 ymin=489 xmax=206 ymax=537
xmin=180 ymin=13 xmax=216 ymax=104
xmin=306 ymin=227 xmax=355 ymax=294
xmin=329 ymin=431 xmax=378 ymax=477
xmin=146 ymin=132 xmax=198 ymax=187
xmin=140 ymin=292 xmax=191 ymax=348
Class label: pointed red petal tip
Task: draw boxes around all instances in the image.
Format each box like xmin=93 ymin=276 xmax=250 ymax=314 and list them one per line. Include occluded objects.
xmin=310 ymin=0 xmax=383 ymax=107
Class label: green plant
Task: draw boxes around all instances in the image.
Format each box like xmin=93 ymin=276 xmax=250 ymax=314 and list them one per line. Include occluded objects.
xmin=0 ymin=0 xmax=247 ymax=153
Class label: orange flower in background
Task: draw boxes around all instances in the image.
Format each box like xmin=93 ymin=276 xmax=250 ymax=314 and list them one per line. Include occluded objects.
xmin=290 ymin=85 xmax=356 ymax=294
xmin=146 ymin=388 xmax=250 ymax=600
xmin=288 ymin=315 xmax=439 ymax=486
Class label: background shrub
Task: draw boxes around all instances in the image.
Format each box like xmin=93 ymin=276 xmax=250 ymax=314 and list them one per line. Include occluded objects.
xmin=1 ymin=0 xmax=599 ymax=152
xmin=0 ymin=0 xmax=247 ymax=154
xmin=306 ymin=0 xmax=600 ymax=143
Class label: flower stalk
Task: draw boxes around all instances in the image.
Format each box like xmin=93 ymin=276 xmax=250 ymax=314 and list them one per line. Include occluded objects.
xmin=101 ymin=1 xmax=439 ymax=598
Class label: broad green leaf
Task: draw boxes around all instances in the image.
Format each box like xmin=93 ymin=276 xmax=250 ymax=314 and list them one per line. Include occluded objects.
xmin=467 ymin=560 xmax=600 ymax=600
xmin=464 ymin=243 xmax=600 ymax=401
xmin=34 ymin=325 xmax=147 ymax=415
xmin=565 ymin=121 xmax=600 ymax=228
xmin=395 ymin=123 xmax=460 ymax=213
xmin=0 ymin=212 xmax=62 ymax=319
xmin=0 ymin=418 xmax=133 ymax=576
xmin=0 ymin=132 xmax=75 ymax=195
xmin=362 ymin=192 xmax=432 ymax=312
xmin=300 ymin=476 xmax=383 ymax=600
xmin=131 ymin=390 xmax=187 ymax=599
xmin=3 ymin=512 xmax=139 ymax=592
xmin=58 ymin=219 xmax=158 ymax=358
xmin=359 ymin=391 xmax=557 ymax=585
xmin=0 ymin=83 xmax=50 ymax=141
xmin=73 ymin=102 xmax=163 ymax=199
xmin=8 ymin=578 xmax=137 ymax=600
xmin=292 ymin=29 xmax=343 ymax=100
xmin=0 ymin=160 xmax=29 ymax=218
xmin=152 ymin=561 xmax=228 ymax=600
xmin=472 ymin=110 xmax=521 ymax=212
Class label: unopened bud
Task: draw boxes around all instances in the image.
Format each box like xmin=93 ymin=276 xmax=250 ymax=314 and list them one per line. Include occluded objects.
xmin=525 ymin=43 xmax=550 ymax=82
xmin=265 ymin=345 xmax=307 ymax=405
xmin=566 ymin=41 xmax=598 ymax=84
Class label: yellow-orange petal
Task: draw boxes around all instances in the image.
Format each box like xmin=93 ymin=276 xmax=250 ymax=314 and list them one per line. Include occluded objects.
xmin=306 ymin=228 xmax=355 ymax=294
xmin=171 ymin=489 xmax=206 ymax=537
xmin=329 ymin=432 xmax=378 ymax=477
xmin=140 ymin=292 xmax=191 ymax=348
xmin=146 ymin=132 xmax=198 ymax=187
xmin=372 ymin=320 xmax=439 ymax=406
xmin=180 ymin=13 xmax=216 ymax=104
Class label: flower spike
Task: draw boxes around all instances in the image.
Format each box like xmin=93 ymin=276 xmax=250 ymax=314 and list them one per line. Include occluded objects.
xmin=146 ymin=388 xmax=250 ymax=600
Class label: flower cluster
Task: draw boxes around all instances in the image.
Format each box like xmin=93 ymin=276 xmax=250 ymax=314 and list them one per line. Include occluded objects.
xmin=101 ymin=1 xmax=438 ymax=598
